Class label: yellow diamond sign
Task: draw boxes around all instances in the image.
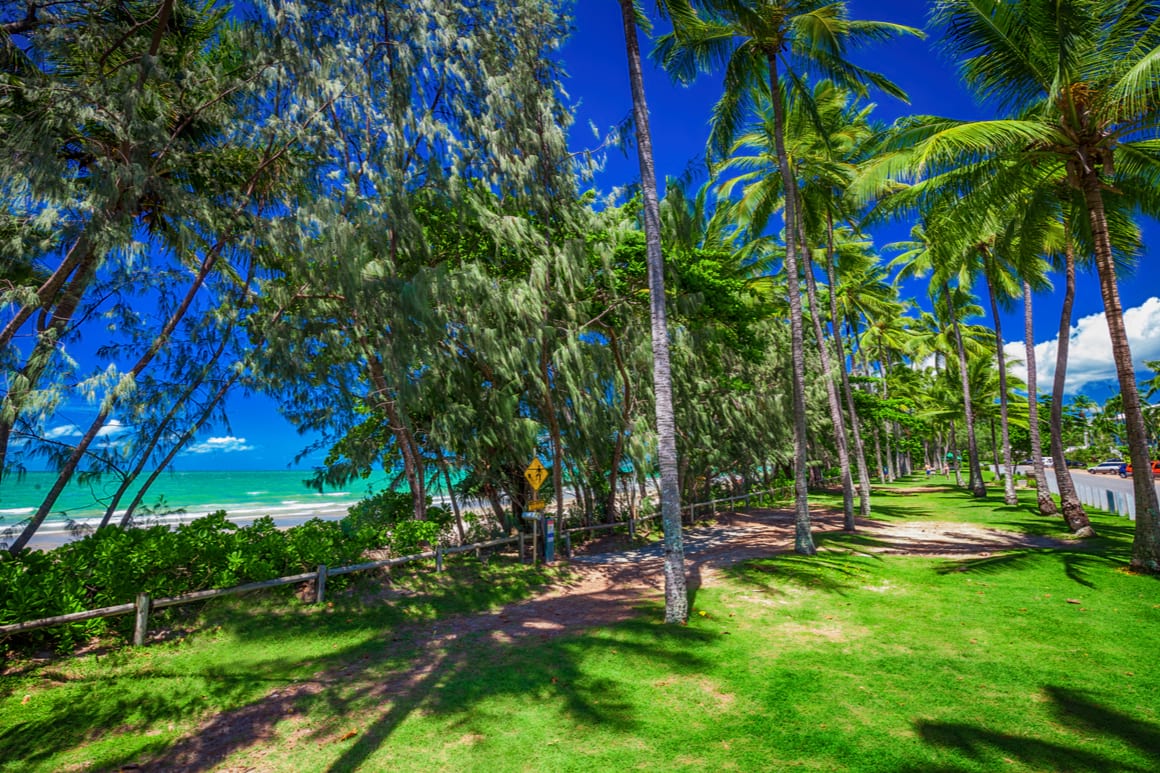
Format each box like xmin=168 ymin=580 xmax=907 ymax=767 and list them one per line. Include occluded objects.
xmin=524 ymin=457 xmax=548 ymax=492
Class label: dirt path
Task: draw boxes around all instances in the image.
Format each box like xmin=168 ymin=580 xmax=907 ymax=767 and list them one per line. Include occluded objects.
xmin=151 ymin=507 xmax=1072 ymax=771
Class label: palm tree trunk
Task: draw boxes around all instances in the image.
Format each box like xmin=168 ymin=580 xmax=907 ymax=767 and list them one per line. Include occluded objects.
xmin=1022 ymin=280 xmax=1056 ymax=514
xmin=1049 ymin=239 xmax=1090 ymax=532
xmin=946 ymin=282 xmax=987 ymax=497
xmin=879 ymin=350 xmax=895 ymax=482
xmin=948 ymin=421 xmax=965 ymax=487
xmin=1080 ymin=165 xmax=1156 ymax=568
xmin=801 ymin=222 xmax=855 ymax=530
xmin=825 ymin=217 xmax=871 ymax=517
xmin=766 ymin=51 xmax=815 ymax=555
xmin=620 ymin=0 xmax=689 ymax=618
xmin=983 ymin=263 xmax=1017 ymax=504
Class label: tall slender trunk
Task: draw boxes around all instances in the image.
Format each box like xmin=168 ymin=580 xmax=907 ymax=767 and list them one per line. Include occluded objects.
xmin=1080 ymin=164 xmax=1156 ymax=569
xmin=1050 ymin=239 xmax=1090 ymax=531
xmin=539 ymin=327 xmax=566 ymax=528
xmin=946 ymin=282 xmax=987 ymax=497
xmin=766 ymin=50 xmax=815 ymax=555
xmin=620 ymin=1 xmax=688 ymax=619
xmin=8 ymin=243 xmax=225 ymax=554
xmin=441 ymin=459 xmax=466 ymax=543
xmin=367 ymin=357 xmax=426 ymax=523
xmin=0 ymin=251 xmax=100 ymax=474
xmin=801 ymin=223 xmax=854 ymax=530
xmin=879 ymin=351 xmax=895 ymax=482
xmin=983 ymin=257 xmax=1017 ymax=504
xmin=604 ymin=326 xmax=634 ymax=523
xmin=1023 ymin=280 xmax=1056 ymax=514
xmin=949 ymin=421 xmax=965 ymax=487
xmin=825 ymin=217 xmax=871 ymax=516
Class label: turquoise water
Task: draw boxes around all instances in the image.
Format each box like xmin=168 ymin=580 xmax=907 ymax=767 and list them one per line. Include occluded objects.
xmin=0 ymin=470 xmax=404 ymax=528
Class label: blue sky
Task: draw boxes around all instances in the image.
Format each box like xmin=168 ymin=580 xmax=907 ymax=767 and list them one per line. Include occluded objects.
xmin=33 ymin=0 xmax=1159 ymax=471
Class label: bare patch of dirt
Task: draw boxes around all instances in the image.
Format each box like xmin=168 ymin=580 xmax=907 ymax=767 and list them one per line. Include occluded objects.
xmin=860 ymin=520 xmax=1072 ymax=556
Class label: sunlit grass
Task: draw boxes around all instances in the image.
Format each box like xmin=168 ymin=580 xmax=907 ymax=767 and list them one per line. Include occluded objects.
xmin=2 ymin=483 xmax=1157 ymax=772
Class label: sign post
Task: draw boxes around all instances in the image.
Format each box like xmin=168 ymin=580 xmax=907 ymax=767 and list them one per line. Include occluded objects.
xmin=524 ymin=458 xmax=549 ymax=563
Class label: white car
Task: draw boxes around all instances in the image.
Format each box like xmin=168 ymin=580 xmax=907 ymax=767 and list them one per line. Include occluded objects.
xmin=1087 ymin=461 xmax=1123 ymax=475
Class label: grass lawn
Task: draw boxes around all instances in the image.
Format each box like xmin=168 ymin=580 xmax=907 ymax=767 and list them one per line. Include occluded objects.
xmin=2 ymin=479 xmax=1158 ymax=772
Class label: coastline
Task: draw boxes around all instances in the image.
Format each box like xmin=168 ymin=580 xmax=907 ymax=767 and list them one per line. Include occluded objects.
xmin=10 ymin=501 xmax=359 ymax=552
xmin=7 ymin=491 xmax=485 ymax=552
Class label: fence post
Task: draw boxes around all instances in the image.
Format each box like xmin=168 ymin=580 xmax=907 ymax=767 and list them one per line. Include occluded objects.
xmin=436 ymin=546 xmax=444 ymax=572
xmin=133 ymin=593 xmax=151 ymax=647
xmin=1106 ymin=490 xmax=1115 ymax=513
xmin=316 ymin=565 xmax=328 ymax=604
xmin=565 ymin=529 xmax=572 ymax=557
xmin=629 ymin=516 xmax=635 ymax=540
xmin=519 ymin=531 xmax=526 ymax=563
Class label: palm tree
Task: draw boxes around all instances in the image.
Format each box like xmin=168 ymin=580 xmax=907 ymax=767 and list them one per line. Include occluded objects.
xmin=919 ymin=0 xmax=1160 ymax=572
xmin=656 ymin=0 xmax=919 ymax=553
xmin=888 ymin=223 xmax=989 ymax=497
xmin=714 ymin=79 xmax=869 ymax=529
xmin=617 ymin=0 xmax=687 ymax=622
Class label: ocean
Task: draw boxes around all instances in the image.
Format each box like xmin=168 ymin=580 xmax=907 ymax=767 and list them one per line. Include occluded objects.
xmin=0 ymin=470 xmax=409 ymax=541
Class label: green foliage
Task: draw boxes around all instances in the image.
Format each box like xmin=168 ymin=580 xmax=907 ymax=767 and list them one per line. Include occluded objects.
xmin=0 ymin=495 xmax=452 ymax=651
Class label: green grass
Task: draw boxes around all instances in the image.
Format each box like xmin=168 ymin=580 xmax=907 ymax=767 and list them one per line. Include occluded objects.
xmin=2 ymin=480 xmax=1158 ymax=772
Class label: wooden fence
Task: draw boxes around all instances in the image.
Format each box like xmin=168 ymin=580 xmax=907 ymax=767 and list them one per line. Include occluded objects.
xmin=0 ymin=486 xmax=795 ymax=647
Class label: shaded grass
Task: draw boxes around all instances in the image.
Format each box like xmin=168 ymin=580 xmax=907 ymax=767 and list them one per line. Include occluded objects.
xmin=2 ymin=484 xmax=1158 ymax=772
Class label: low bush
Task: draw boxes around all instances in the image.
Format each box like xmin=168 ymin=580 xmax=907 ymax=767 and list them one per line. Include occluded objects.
xmin=0 ymin=492 xmax=455 ymax=652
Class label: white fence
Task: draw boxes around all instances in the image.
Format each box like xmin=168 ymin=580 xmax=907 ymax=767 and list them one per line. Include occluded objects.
xmin=1042 ymin=474 xmax=1137 ymax=520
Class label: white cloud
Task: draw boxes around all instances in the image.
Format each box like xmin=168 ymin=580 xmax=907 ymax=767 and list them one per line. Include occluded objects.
xmin=185 ymin=436 xmax=254 ymax=455
xmin=1006 ymin=297 xmax=1160 ymax=394
xmin=96 ymin=419 xmax=128 ymax=438
xmin=45 ymin=424 xmax=82 ymax=439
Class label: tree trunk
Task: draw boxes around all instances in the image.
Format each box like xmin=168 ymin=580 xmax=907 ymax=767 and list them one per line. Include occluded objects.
xmin=8 ymin=244 xmax=225 ymax=554
xmin=1081 ymin=164 xmax=1155 ymax=566
xmin=119 ymin=370 xmax=242 ymax=526
xmin=620 ymin=0 xmax=688 ymax=619
xmin=825 ymin=217 xmax=871 ymax=517
xmin=1049 ymin=239 xmax=1089 ymax=531
xmin=946 ymin=282 xmax=987 ymax=497
xmin=767 ymin=51 xmax=815 ymax=555
xmin=983 ymin=259 xmax=1017 ymax=504
xmin=1023 ymin=280 xmax=1056 ymax=514
xmin=949 ymin=422 xmax=965 ymax=487
xmin=441 ymin=460 xmax=466 ymax=543
xmin=538 ymin=327 xmax=566 ymax=528
xmin=367 ymin=357 xmax=426 ymax=523
xmin=879 ymin=350 xmax=895 ymax=482
xmin=801 ymin=222 xmax=854 ymax=530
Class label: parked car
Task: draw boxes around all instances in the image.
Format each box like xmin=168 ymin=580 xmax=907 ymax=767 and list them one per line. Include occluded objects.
xmin=1121 ymin=460 xmax=1160 ymax=477
xmin=1088 ymin=461 xmax=1125 ymax=474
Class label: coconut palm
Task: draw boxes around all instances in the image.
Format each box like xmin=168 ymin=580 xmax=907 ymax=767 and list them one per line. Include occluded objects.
xmin=914 ymin=0 xmax=1160 ymax=572
xmin=887 ymin=222 xmax=989 ymax=496
xmin=617 ymin=0 xmax=687 ymax=622
xmin=714 ymin=79 xmax=872 ymax=528
xmin=655 ymin=0 xmax=919 ymax=553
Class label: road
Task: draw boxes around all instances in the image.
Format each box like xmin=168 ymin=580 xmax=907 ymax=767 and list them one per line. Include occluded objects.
xmin=1013 ymin=467 xmax=1160 ymax=496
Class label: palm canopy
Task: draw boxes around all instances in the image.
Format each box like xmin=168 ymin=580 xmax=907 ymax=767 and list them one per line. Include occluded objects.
xmin=653 ymin=0 xmax=921 ymax=160
xmin=866 ymin=1 xmax=1160 ymax=184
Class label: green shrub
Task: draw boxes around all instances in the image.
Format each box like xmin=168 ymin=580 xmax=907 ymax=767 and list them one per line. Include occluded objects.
xmin=0 ymin=491 xmax=471 ymax=652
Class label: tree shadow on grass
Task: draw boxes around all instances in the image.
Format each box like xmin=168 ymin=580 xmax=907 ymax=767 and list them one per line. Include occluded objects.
xmin=723 ymin=553 xmax=876 ymax=597
xmin=908 ymin=684 xmax=1160 ymax=772
xmin=0 ymin=556 xmax=714 ymax=772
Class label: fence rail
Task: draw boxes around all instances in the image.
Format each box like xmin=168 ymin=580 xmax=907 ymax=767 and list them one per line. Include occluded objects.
xmin=0 ymin=485 xmax=795 ymax=646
